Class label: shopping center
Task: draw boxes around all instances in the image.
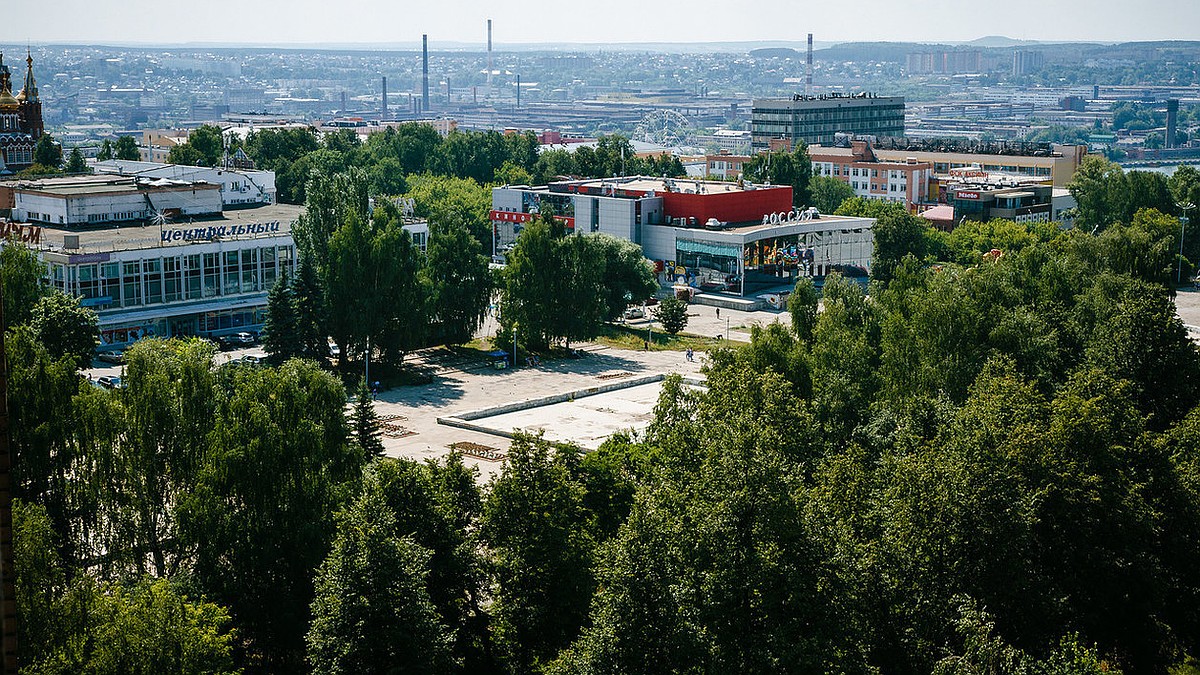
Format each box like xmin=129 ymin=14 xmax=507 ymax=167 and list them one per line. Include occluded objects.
xmin=24 ymin=202 xmax=302 ymax=348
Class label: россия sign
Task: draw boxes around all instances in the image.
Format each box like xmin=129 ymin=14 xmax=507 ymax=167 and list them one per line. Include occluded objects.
xmin=161 ymin=221 xmax=282 ymax=243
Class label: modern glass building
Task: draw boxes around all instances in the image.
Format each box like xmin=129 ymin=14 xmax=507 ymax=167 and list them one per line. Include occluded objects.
xmin=751 ymin=94 xmax=905 ymax=150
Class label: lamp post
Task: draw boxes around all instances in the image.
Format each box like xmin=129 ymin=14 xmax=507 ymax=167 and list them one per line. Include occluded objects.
xmin=1179 ymin=201 xmax=1196 ymax=286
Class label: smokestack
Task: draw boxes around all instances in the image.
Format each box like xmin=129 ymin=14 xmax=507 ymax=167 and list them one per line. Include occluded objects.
xmin=487 ymin=19 xmax=493 ymax=89
xmin=381 ymin=76 xmax=387 ymax=121
xmin=422 ymin=34 xmax=430 ymax=112
xmin=341 ymin=90 xmax=347 ymax=112
xmin=806 ymin=34 xmax=813 ymax=97
xmin=445 ymin=77 xmax=450 ymax=106
xmin=1167 ymin=99 xmax=1179 ymax=149
xmin=516 ymin=74 xmax=520 ymax=108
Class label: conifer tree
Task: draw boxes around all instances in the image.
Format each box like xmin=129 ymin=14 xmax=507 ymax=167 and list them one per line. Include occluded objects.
xmin=351 ymin=378 xmax=384 ymax=458
xmin=262 ymin=271 xmax=301 ymax=363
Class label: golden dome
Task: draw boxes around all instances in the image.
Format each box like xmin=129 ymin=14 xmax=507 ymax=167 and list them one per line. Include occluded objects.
xmin=0 ymin=88 xmax=18 ymax=108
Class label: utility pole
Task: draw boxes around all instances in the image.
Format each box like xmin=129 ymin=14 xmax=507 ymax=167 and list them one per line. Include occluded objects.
xmin=0 ymin=280 xmax=18 ymax=675
xmin=1180 ymin=201 xmax=1196 ymax=285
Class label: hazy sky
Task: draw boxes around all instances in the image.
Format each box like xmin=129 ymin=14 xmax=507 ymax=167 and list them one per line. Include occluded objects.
xmin=7 ymin=0 xmax=1200 ymax=46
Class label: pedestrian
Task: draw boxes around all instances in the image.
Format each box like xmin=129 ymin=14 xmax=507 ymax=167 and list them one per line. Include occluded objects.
xmin=644 ymin=339 xmax=649 ymax=351
xmin=716 ymin=307 xmax=720 ymax=319
xmin=686 ymin=347 xmax=694 ymax=362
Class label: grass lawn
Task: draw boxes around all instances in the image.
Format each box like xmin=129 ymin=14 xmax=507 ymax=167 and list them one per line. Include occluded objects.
xmin=593 ymin=324 xmax=736 ymax=352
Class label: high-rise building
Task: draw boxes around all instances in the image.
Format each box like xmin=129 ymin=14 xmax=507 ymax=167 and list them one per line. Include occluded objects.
xmin=0 ymin=51 xmax=45 ymax=173
xmin=1012 ymin=50 xmax=1044 ymax=76
xmin=751 ymin=94 xmax=905 ymax=150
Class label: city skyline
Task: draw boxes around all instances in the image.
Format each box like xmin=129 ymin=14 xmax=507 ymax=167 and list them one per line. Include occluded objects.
xmin=7 ymin=0 xmax=1200 ymax=47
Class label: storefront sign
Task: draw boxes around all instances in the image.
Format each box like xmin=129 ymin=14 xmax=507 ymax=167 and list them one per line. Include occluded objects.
xmin=161 ymin=221 xmax=281 ymax=243
xmin=1 ymin=222 xmax=42 ymax=244
xmin=956 ymin=191 xmax=981 ymax=200
xmin=81 ymin=296 xmax=112 ymax=307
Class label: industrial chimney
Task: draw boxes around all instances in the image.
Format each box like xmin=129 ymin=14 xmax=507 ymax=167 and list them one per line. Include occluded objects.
xmin=422 ymin=34 xmax=430 ymax=112
xmin=487 ymin=19 xmax=494 ymax=89
xmin=381 ymin=76 xmax=388 ymax=121
xmin=1167 ymin=99 xmax=1179 ymax=149
xmin=806 ymin=34 xmax=813 ymax=97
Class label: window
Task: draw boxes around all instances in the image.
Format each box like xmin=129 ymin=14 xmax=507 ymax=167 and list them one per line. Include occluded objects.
xmin=164 ymin=257 xmax=182 ymax=302
xmin=203 ymin=253 xmax=220 ymax=297
xmin=241 ymin=248 xmax=258 ymax=292
xmin=144 ymin=258 xmax=163 ymax=304
xmin=224 ymin=251 xmax=240 ymax=295
xmin=122 ymin=261 xmax=142 ymax=306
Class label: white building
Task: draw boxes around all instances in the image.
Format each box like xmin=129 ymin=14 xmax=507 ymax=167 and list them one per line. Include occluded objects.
xmin=6 ymin=175 xmax=222 ymax=227
xmin=93 ymin=159 xmax=277 ymax=208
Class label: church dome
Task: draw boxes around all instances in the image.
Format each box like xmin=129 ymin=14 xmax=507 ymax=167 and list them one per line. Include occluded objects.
xmin=0 ymin=88 xmax=19 ymax=109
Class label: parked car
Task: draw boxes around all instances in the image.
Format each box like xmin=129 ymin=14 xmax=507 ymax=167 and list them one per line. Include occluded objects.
xmin=232 ymin=331 xmax=257 ymax=346
xmin=239 ymin=354 xmax=267 ymax=367
xmin=96 ymin=350 xmax=125 ymax=365
xmin=97 ymin=375 xmax=124 ymax=390
xmin=328 ymin=342 xmax=341 ymax=358
xmin=623 ymin=306 xmax=645 ymax=320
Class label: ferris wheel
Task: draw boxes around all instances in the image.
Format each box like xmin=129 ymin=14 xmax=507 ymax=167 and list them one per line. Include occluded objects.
xmin=635 ymin=109 xmax=692 ymax=147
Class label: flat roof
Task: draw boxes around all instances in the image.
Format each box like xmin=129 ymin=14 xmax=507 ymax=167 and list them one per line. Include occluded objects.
xmin=7 ymin=175 xmax=219 ymax=197
xmin=547 ymin=175 xmax=789 ymax=196
xmin=32 ymin=203 xmax=304 ymax=257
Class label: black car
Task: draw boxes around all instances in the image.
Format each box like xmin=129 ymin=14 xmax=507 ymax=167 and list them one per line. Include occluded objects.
xmin=97 ymin=375 xmax=124 ymax=390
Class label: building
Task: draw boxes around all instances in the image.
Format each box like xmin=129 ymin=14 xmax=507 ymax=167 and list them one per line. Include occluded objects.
xmin=906 ymin=50 xmax=982 ymax=75
xmin=1 ymin=175 xmax=222 ymax=227
xmin=491 ymin=176 xmax=874 ymax=298
xmin=1012 ymin=50 xmax=1045 ymax=77
xmin=705 ymin=153 xmax=752 ymax=180
xmin=751 ymin=93 xmax=905 ymax=150
xmin=809 ymin=141 xmax=933 ymax=209
xmin=9 ymin=203 xmax=302 ymax=348
xmin=93 ymin=160 xmax=277 ymax=208
xmin=0 ymin=51 xmax=44 ymax=173
xmin=868 ymin=137 xmax=1088 ymax=186
xmin=945 ymin=174 xmax=1075 ymax=226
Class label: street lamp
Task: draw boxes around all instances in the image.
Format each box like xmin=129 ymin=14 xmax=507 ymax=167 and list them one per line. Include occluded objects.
xmin=1179 ymin=201 xmax=1196 ymax=286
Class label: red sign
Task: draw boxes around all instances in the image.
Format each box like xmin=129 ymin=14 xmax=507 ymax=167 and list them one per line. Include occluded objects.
xmin=956 ymin=191 xmax=981 ymax=200
xmin=1 ymin=222 xmax=42 ymax=244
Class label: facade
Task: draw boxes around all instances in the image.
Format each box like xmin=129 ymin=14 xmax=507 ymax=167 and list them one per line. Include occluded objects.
xmin=705 ymin=153 xmax=752 ymax=180
xmin=492 ymin=176 xmax=874 ymax=297
xmin=0 ymin=52 xmax=44 ymax=173
xmin=93 ymin=160 xmax=277 ymax=208
xmin=3 ymin=175 xmax=222 ymax=227
xmin=946 ymin=175 xmax=1060 ymax=225
xmin=809 ymin=141 xmax=933 ymax=209
xmin=906 ymin=50 xmax=982 ymax=75
xmin=869 ymin=137 xmax=1088 ymax=186
xmin=16 ymin=203 xmax=303 ymax=348
xmin=751 ymin=94 xmax=905 ymax=150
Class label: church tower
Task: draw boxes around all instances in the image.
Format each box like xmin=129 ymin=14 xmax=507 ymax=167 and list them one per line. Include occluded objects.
xmin=17 ymin=51 xmax=43 ymax=139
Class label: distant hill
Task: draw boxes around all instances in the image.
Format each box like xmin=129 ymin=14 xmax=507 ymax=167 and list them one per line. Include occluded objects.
xmin=749 ymin=47 xmax=801 ymax=59
xmin=964 ymin=35 xmax=1040 ymax=48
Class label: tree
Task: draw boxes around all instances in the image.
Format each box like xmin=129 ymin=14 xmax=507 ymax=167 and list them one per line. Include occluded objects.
xmin=1 ymin=240 xmax=47 ymax=326
xmin=307 ymin=491 xmax=453 ymax=675
xmin=96 ymin=138 xmax=114 ymax=161
xmin=810 ymin=174 xmax=856 ymax=214
xmin=114 ymin=134 xmax=141 ymax=161
xmin=351 ymin=378 xmax=384 ymax=457
xmin=29 ymin=290 xmax=99 ymax=369
xmin=789 ymin=276 xmax=819 ymax=342
xmin=293 ymin=255 xmax=328 ymax=360
xmin=1068 ymin=155 xmax=1129 ymax=232
xmin=838 ymin=197 xmax=932 ymax=283
xmin=34 ymin=133 xmax=62 ymax=168
xmin=482 ymin=435 xmax=596 ymax=671
xmin=262 ymin=270 xmax=302 ymax=363
xmin=178 ymin=360 xmax=365 ymax=670
xmin=65 ymin=147 xmax=89 ymax=173
xmin=743 ymin=142 xmax=814 ymax=208
xmin=654 ymin=296 xmax=688 ymax=335
xmin=422 ymin=211 xmax=492 ymax=346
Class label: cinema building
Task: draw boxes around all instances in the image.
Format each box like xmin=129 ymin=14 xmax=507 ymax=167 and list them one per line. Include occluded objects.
xmin=492 ymin=176 xmax=874 ymax=298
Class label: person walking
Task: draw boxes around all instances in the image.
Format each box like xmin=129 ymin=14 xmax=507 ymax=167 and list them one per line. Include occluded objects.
xmin=716 ymin=307 xmax=720 ymax=319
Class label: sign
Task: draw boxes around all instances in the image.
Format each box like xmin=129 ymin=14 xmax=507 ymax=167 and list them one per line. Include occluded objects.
xmin=68 ymin=252 xmax=111 ymax=264
xmin=1 ymin=222 xmax=42 ymax=244
xmin=956 ymin=191 xmax=981 ymax=200
xmin=161 ymin=221 xmax=281 ymax=243
xmin=80 ymin=296 xmax=112 ymax=307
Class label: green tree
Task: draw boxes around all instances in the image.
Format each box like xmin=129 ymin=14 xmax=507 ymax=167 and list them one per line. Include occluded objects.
xmin=1068 ymin=155 xmax=1129 ymax=232
xmin=262 ymin=270 xmax=302 ymax=363
xmin=351 ymin=378 xmax=384 ymax=457
xmin=178 ymin=360 xmax=364 ymax=670
xmin=482 ymin=435 xmax=595 ymax=672
xmin=307 ymin=491 xmax=453 ymax=675
xmin=789 ymin=276 xmax=819 ymax=342
xmin=654 ymin=296 xmax=688 ymax=335
xmin=422 ymin=211 xmax=492 ymax=346
xmin=1 ymin=240 xmax=47 ymax=326
xmin=743 ymin=143 xmax=814 ymax=207
xmin=65 ymin=147 xmax=89 ymax=173
xmin=29 ymin=290 xmax=99 ymax=369
xmin=810 ymin=174 xmax=856 ymax=214
xmin=34 ymin=133 xmax=62 ymax=168
xmin=114 ymin=134 xmax=141 ymax=161
xmin=293 ymin=255 xmax=328 ymax=360
xmin=838 ymin=197 xmax=932 ymax=283
xmin=96 ymin=138 xmax=114 ymax=161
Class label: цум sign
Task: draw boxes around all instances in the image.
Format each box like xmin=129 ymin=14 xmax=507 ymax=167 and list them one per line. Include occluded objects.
xmin=1 ymin=222 xmax=42 ymax=244
xmin=161 ymin=221 xmax=281 ymax=243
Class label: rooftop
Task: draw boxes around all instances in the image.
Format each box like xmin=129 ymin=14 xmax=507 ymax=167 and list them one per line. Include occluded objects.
xmin=30 ymin=202 xmax=304 ymax=256
xmin=5 ymin=174 xmax=218 ymax=197
xmin=546 ymin=175 xmax=789 ymax=197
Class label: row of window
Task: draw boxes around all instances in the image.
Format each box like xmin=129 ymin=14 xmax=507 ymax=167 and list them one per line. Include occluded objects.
xmin=50 ymin=244 xmax=295 ymax=309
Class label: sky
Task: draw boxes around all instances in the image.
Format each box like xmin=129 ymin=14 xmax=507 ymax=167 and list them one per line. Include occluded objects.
xmin=7 ymin=0 xmax=1200 ymax=47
